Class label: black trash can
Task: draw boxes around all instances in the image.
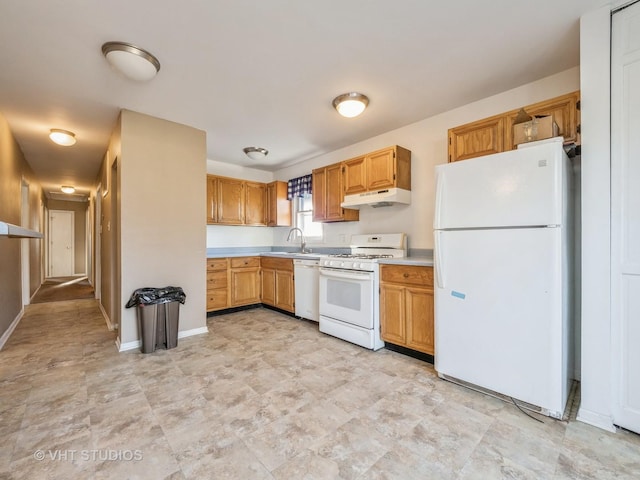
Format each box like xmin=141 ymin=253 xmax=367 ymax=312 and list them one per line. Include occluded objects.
xmin=125 ymin=287 xmax=186 ymax=353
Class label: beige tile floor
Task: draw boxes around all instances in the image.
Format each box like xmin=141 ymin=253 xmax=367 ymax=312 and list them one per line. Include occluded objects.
xmin=1 ymin=299 xmax=640 ymax=479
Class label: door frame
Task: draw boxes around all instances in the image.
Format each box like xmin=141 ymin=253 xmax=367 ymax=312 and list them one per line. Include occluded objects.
xmin=20 ymin=180 xmax=30 ymax=305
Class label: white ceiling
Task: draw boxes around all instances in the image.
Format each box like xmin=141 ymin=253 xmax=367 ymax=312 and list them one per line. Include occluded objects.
xmin=0 ymin=0 xmax=602 ymax=196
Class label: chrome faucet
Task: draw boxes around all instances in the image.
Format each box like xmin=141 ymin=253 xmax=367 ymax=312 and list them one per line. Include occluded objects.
xmin=286 ymin=227 xmax=307 ymax=253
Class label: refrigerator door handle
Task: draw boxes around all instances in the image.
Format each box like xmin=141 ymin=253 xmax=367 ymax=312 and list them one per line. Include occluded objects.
xmin=434 ymin=231 xmax=444 ymax=288
xmin=434 ymin=170 xmax=443 ymax=229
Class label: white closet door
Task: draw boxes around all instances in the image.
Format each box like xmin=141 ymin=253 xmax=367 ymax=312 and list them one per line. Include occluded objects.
xmin=612 ymin=0 xmax=640 ymax=434
xmin=49 ymin=210 xmax=74 ymax=277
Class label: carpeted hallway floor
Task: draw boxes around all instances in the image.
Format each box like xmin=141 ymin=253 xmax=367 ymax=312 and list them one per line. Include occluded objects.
xmin=30 ymin=276 xmax=95 ymax=304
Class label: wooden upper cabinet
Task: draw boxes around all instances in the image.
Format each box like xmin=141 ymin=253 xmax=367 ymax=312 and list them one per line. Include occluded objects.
xmin=326 ymin=163 xmax=347 ymax=221
xmin=266 ymin=181 xmax=291 ymax=227
xmin=206 ymin=175 xmax=217 ymax=224
xmin=313 ymin=163 xmax=358 ymax=222
xmin=448 ymin=91 xmax=580 ymax=162
xmin=367 ymin=146 xmax=411 ymax=191
xmin=504 ymin=91 xmax=580 ymax=150
xmin=312 ymin=167 xmax=327 ymax=222
xmin=343 ymin=146 xmax=411 ymax=194
xmin=448 ymin=115 xmax=505 ymax=162
xmin=245 ymin=181 xmax=266 ymax=226
xmin=208 ymin=175 xmax=287 ymax=226
xmin=217 ymin=177 xmax=245 ymax=224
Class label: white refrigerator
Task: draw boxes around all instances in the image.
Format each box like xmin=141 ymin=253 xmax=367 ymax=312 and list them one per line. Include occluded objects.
xmin=433 ymin=137 xmax=573 ymax=419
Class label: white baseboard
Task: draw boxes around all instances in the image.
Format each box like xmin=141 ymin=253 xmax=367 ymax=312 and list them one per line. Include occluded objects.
xmin=577 ymin=408 xmax=617 ymax=433
xmin=0 ymin=308 xmax=25 ymax=351
xmin=117 ymin=338 xmax=141 ymax=352
xmin=178 ymin=326 xmax=209 ymax=339
xmin=116 ymin=326 xmax=209 ymax=353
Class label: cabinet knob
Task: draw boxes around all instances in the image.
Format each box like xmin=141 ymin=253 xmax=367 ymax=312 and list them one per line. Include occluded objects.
xmin=403 ymin=273 xmax=409 ymax=278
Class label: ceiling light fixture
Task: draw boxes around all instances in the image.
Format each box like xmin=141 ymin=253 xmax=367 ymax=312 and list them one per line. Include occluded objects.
xmin=60 ymin=186 xmax=75 ymax=194
xmin=243 ymin=147 xmax=269 ymax=161
xmin=49 ymin=129 xmax=76 ymax=146
xmin=332 ymin=92 xmax=369 ymax=118
xmin=101 ymin=41 xmax=161 ymax=82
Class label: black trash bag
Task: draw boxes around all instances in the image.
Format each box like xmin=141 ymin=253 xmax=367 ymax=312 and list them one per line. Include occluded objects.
xmin=125 ymin=286 xmax=186 ymax=308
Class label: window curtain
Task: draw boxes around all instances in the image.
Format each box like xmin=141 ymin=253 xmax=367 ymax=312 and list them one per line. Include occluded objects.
xmin=287 ymin=174 xmax=313 ymax=200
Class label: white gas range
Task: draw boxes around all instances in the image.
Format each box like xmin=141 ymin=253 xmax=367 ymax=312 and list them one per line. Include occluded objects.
xmin=318 ymin=233 xmax=407 ymax=350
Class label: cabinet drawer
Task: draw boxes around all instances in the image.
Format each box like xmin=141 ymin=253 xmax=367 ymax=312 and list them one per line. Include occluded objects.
xmin=261 ymin=256 xmax=293 ymax=271
xmin=207 ymin=290 xmax=228 ymax=310
xmin=207 ymin=258 xmax=228 ymax=271
xmin=380 ymin=265 xmax=433 ymax=287
xmin=229 ymin=256 xmax=260 ymax=268
xmin=207 ymin=271 xmax=227 ymax=289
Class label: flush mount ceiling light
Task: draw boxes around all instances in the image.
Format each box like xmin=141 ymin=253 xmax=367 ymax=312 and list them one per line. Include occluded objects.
xmin=101 ymin=41 xmax=160 ymax=82
xmin=332 ymin=92 xmax=369 ymax=118
xmin=49 ymin=129 xmax=76 ymax=146
xmin=243 ymin=147 xmax=269 ymax=161
xmin=60 ymin=186 xmax=75 ymax=194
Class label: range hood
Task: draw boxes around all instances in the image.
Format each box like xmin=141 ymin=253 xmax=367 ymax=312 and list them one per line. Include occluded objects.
xmin=341 ymin=187 xmax=411 ymax=209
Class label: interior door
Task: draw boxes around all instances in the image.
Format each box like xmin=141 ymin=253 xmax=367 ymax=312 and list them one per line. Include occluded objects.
xmin=49 ymin=210 xmax=74 ymax=277
xmin=611 ymin=0 xmax=640 ymax=434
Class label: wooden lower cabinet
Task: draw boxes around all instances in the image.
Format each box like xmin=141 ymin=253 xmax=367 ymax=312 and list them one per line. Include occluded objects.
xmin=260 ymin=257 xmax=294 ymax=312
xmin=229 ymin=257 xmax=261 ymax=307
xmin=379 ymin=264 xmax=434 ymax=355
xmin=206 ymin=258 xmax=229 ymax=311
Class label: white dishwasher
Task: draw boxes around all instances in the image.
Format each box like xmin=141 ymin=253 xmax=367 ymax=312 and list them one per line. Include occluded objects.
xmin=293 ymin=258 xmax=320 ymax=322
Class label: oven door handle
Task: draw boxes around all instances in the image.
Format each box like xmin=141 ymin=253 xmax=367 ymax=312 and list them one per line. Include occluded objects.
xmin=319 ymin=268 xmax=373 ymax=281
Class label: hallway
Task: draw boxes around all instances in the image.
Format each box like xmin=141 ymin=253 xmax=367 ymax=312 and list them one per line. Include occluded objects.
xmin=30 ymin=276 xmax=95 ymax=304
xmin=2 ymin=300 xmax=640 ymax=479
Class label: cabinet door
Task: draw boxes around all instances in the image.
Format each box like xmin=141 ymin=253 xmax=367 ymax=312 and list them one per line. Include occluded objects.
xmin=380 ymin=283 xmax=406 ymax=345
xmin=366 ymin=148 xmax=396 ymax=190
xmin=325 ymin=163 xmax=344 ymax=220
xmin=343 ymin=157 xmax=367 ymax=195
xmin=405 ymin=286 xmax=435 ymax=355
xmin=448 ymin=115 xmax=506 ymax=162
xmin=217 ymin=177 xmax=245 ymax=225
xmin=266 ymin=181 xmax=291 ymax=227
xmin=245 ymin=181 xmax=266 ymax=225
xmin=275 ymin=270 xmax=294 ymax=312
xmin=261 ymin=268 xmax=276 ymax=306
xmin=207 ymin=290 xmax=228 ymax=311
xmin=504 ymin=91 xmax=580 ymax=150
xmin=230 ymin=268 xmax=260 ymax=306
xmin=206 ymin=176 xmax=217 ymax=224
xmin=312 ymin=167 xmax=327 ymax=222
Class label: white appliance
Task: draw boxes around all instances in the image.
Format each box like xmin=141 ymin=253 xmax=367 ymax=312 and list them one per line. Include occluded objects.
xmin=433 ymin=137 xmax=573 ymax=419
xmin=319 ymin=233 xmax=407 ymax=350
xmin=294 ymin=258 xmax=320 ymax=322
xmin=341 ymin=187 xmax=411 ymax=209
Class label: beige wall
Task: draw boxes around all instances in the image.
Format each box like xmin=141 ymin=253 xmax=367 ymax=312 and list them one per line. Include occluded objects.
xmin=116 ymin=110 xmax=207 ymax=346
xmin=46 ymin=199 xmax=88 ymax=274
xmin=0 ymin=112 xmax=43 ymax=341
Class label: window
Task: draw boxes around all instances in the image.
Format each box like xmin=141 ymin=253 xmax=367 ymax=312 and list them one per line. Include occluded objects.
xmin=295 ymin=194 xmax=323 ymax=241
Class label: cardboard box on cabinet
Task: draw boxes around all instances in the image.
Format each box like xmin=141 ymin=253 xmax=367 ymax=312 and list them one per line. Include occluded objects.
xmin=513 ymin=115 xmax=559 ymax=145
